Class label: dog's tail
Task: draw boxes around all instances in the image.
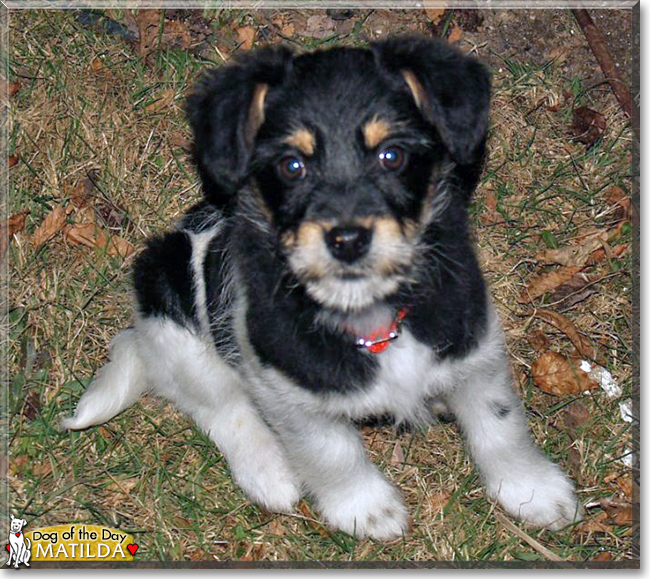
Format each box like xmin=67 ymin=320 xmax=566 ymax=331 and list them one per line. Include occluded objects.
xmin=59 ymin=328 xmax=148 ymax=431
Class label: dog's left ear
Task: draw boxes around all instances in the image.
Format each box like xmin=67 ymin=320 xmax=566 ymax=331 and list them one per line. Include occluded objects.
xmin=372 ymin=37 xmax=490 ymax=166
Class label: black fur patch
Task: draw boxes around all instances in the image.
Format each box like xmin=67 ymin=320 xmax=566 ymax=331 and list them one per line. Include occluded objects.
xmin=133 ymin=230 xmax=197 ymax=327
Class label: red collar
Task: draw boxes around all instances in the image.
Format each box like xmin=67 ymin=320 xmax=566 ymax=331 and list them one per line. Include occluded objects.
xmin=354 ymin=307 xmax=409 ymax=354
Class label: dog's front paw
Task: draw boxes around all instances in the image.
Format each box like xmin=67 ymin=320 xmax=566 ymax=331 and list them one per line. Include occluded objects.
xmin=487 ymin=459 xmax=583 ymax=530
xmin=230 ymin=444 xmax=301 ymax=513
xmin=316 ymin=473 xmax=409 ymax=540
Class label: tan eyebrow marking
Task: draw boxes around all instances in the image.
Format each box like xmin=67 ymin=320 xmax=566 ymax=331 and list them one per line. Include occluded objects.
xmin=363 ymin=117 xmax=393 ymax=149
xmin=283 ymin=127 xmax=316 ymax=156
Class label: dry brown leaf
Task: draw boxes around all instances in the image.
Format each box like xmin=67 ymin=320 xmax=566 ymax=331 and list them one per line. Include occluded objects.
xmin=530 ymin=351 xmax=598 ymax=396
xmin=537 ymin=236 xmax=605 ymax=267
xmin=519 ymin=265 xmax=583 ymax=303
xmin=563 ymin=400 xmax=591 ymax=430
xmin=105 ymin=234 xmax=135 ymax=258
xmin=572 ymin=106 xmax=606 ymax=148
xmin=526 ymin=328 xmax=550 ymax=353
xmin=425 ymin=8 xmax=446 ymax=24
xmin=390 ymin=441 xmax=405 ymax=466
xmin=534 ymin=309 xmax=606 ymax=365
xmin=64 ymin=222 xmax=98 ymax=248
xmin=32 ymin=204 xmax=67 ymax=247
xmin=69 ymin=177 xmax=94 ymax=208
xmin=548 ymin=273 xmax=596 ymax=305
xmin=585 ymin=243 xmax=627 ymax=265
xmin=146 ymin=88 xmax=176 ymax=112
xmin=480 ymin=189 xmax=503 ymax=225
xmin=132 ymin=9 xmax=162 ymax=57
xmin=1 ymin=209 xmax=30 ymax=260
xmin=600 ymin=497 xmax=633 ymax=526
xmin=606 ymin=186 xmax=634 ymax=221
xmin=447 ymin=24 xmax=463 ymax=44
xmin=236 ymin=26 xmax=256 ymax=50
xmin=0 ymin=79 xmax=21 ymax=98
xmin=161 ymin=19 xmax=191 ymax=50
xmin=577 ymin=511 xmax=612 ymax=534
xmin=427 ymin=490 xmax=452 ymax=514
xmin=303 ymin=14 xmax=337 ymax=39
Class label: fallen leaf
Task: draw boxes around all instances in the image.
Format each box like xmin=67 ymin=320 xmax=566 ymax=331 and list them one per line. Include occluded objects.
xmin=576 ymin=511 xmax=611 ymax=534
xmin=390 ymin=441 xmax=404 ymax=466
xmin=235 ymin=25 xmax=256 ymax=50
xmin=303 ymin=14 xmax=337 ymax=39
xmin=530 ymin=351 xmax=599 ymax=396
xmin=447 ymin=24 xmax=463 ymax=44
xmin=606 ymin=186 xmax=634 ymax=221
xmin=161 ymin=19 xmax=191 ymax=50
xmin=600 ymin=497 xmax=633 ymax=526
xmin=146 ymin=88 xmax=176 ymax=112
xmin=548 ymin=273 xmax=596 ymax=305
xmin=7 ymin=154 xmax=19 ymax=167
xmin=537 ymin=236 xmax=605 ymax=267
xmin=21 ymin=391 xmax=41 ymax=421
xmin=519 ymin=265 xmax=583 ymax=303
xmin=69 ymin=177 xmax=95 ymax=208
xmin=131 ymin=9 xmax=162 ymax=58
xmin=563 ymin=400 xmax=591 ymax=430
xmin=267 ymin=518 xmax=287 ymax=536
xmin=526 ymin=328 xmax=551 ymax=353
xmin=593 ymin=551 xmax=613 ymax=561
xmin=105 ymin=234 xmax=135 ymax=258
xmin=63 ymin=222 xmax=98 ymax=248
xmin=427 ymin=491 xmax=452 ymax=515
xmin=480 ymin=189 xmax=504 ymax=225
xmin=585 ymin=243 xmax=627 ymax=265
xmin=0 ymin=210 xmax=30 ymax=260
xmin=31 ymin=205 xmax=68 ymax=247
xmin=534 ymin=309 xmax=606 ymax=365
xmin=572 ymin=106 xmax=606 ymax=148
xmin=425 ymin=8 xmax=447 ymax=24
xmin=0 ymin=79 xmax=21 ymax=98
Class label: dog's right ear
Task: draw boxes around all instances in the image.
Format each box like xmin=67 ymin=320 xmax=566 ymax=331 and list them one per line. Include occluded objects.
xmin=185 ymin=46 xmax=294 ymax=207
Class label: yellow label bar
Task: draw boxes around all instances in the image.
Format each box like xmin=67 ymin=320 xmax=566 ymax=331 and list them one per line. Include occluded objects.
xmin=22 ymin=524 xmax=137 ymax=562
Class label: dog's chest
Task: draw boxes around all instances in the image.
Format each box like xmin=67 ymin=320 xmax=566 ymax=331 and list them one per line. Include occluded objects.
xmin=342 ymin=328 xmax=449 ymax=421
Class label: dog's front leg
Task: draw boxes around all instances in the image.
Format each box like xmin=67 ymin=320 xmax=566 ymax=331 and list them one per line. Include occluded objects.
xmin=444 ymin=340 xmax=583 ymax=530
xmin=262 ymin=405 xmax=409 ymax=540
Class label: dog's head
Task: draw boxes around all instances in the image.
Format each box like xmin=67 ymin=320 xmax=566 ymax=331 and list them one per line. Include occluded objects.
xmin=186 ymin=37 xmax=490 ymax=312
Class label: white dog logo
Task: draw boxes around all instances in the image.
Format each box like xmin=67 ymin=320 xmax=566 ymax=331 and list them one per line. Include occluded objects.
xmin=6 ymin=514 xmax=31 ymax=568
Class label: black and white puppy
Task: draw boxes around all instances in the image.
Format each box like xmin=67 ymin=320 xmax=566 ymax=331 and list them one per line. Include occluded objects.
xmin=62 ymin=37 xmax=582 ymax=540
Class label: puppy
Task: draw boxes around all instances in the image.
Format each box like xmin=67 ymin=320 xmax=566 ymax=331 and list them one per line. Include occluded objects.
xmin=62 ymin=37 xmax=582 ymax=540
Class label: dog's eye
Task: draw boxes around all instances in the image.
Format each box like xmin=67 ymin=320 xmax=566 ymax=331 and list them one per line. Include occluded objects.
xmin=377 ymin=147 xmax=406 ymax=172
xmin=277 ymin=156 xmax=306 ymax=182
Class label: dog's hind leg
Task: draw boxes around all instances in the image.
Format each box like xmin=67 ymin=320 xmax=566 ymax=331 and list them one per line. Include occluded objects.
xmin=60 ymin=328 xmax=147 ymax=430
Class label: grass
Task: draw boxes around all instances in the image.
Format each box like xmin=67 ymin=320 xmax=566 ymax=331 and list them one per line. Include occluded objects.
xmin=3 ymin=8 xmax=637 ymax=565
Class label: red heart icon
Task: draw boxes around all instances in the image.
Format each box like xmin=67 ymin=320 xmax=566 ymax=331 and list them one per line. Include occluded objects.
xmin=127 ymin=544 xmax=138 ymax=556
xmin=15 ymin=533 xmax=20 ymax=537
xmin=5 ymin=544 xmax=9 ymax=552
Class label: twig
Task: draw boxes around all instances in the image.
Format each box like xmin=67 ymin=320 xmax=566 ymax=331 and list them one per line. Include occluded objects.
xmin=493 ymin=511 xmax=565 ymax=563
xmin=571 ymin=8 xmax=635 ymax=119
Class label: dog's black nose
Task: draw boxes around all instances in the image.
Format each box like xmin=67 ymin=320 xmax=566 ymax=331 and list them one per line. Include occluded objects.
xmin=325 ymin=226 xmax=372 ymax=263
